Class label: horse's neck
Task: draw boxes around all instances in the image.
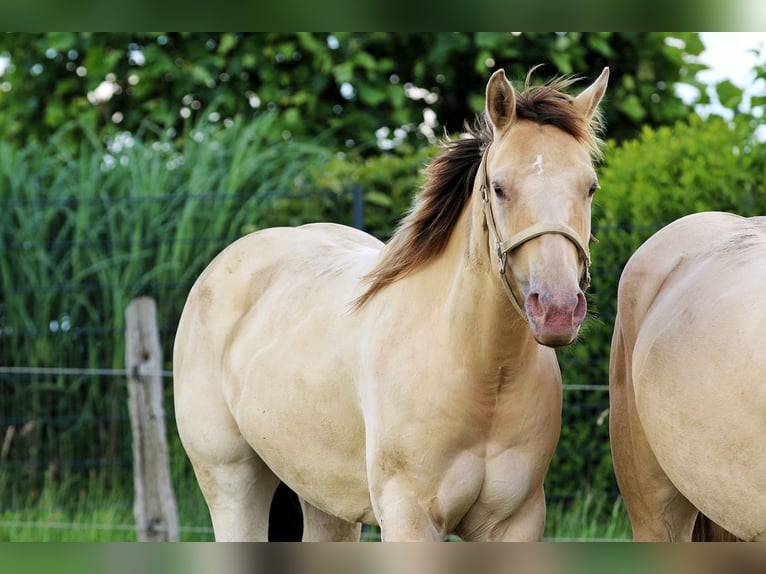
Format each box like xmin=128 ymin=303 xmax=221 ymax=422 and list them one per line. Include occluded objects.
xmin=435 ymin=197 xmax=535 ymax=360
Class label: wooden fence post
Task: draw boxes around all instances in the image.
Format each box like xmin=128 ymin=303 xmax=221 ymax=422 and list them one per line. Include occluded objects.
xmin=125 ymin=296 xmax=179 ymax=542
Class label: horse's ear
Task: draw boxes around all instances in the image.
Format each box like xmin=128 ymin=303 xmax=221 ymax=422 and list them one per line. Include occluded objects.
xmin=485 ymin=69 xmax=516 ymax=134
xmin=573 ymin=67 xmax=609 ymax=120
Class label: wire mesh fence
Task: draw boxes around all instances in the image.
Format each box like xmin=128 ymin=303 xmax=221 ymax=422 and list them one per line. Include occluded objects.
xmin=0 ymin=362 xmax=613 ymax=540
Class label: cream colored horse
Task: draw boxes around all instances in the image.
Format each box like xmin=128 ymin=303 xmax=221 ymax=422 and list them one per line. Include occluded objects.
xmin=610 ymin=211 xmax=766 ymax=541
xmin=174 ymin=66 xmax=609 ymax=541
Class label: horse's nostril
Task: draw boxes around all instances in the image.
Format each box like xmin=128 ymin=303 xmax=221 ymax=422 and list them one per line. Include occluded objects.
xmin=526 ymin=291 xmax=543 ymax=317
xmin=574 ymin=292 xmax=587 ymax=321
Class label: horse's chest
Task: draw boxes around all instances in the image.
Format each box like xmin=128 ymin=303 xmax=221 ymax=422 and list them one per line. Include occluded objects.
xmin=430 ymin=445 xmax=543 ymax=535
xmin=425 ymin=388 xmax=557 ymax=517
xmin=438 ymin=392 xmax=560 ymax=531
xmin=477 ymin=448 xmax=540 ymax=511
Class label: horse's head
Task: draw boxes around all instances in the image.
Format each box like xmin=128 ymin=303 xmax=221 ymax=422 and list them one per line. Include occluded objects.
xmin=481 ymin=67 xmax=608 ymax=347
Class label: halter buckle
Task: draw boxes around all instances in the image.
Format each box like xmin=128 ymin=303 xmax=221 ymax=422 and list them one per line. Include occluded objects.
xmin=496 ymin=243 xmax=507 ymax=276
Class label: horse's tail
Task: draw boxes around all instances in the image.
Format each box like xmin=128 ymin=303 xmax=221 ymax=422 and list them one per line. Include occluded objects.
xmin=692 ymin=513 xmax=742 ymax=541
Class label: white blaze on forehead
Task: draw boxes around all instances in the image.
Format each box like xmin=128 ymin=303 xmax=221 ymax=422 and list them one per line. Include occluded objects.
xmin=532 ymin=154 xmax=544 ymax=175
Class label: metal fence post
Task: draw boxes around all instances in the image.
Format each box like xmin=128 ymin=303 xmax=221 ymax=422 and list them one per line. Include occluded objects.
xmin=352 ymin=185 xmax=364 ymax=230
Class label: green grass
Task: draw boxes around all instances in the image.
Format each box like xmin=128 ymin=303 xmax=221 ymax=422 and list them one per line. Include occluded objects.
xmin=0 ymin=470 xmax=214 ymax=542
xmin=0 ymin=476 xmax=629 ymax=542
xmin=544 ymin=492 xmax=632 ymax=541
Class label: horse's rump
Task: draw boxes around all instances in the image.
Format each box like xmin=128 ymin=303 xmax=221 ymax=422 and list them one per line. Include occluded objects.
xmin=610 ymin=212 xmax=766 ymax=541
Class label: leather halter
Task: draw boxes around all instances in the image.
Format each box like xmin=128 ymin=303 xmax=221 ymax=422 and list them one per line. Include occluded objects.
xmin=479 ymin=152 xmax=593 ymax=320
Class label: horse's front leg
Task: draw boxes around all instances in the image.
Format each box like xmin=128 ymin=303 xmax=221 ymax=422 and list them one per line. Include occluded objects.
xmin=473 ymin=486 xmax=547 ymax=542
xmin=370 ymin=473 xmax=445 ymax=541
xmin=299 ymin=497 xmax=362 ymax=541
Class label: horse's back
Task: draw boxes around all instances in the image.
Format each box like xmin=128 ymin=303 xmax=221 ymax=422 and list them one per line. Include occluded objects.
xmin=611 ymin=211 xmax=766 ymax=540
xmin=174 ymin=222 xmax=381 ymax=387
xmin=173 ymin=222 xmax=382 ymax=523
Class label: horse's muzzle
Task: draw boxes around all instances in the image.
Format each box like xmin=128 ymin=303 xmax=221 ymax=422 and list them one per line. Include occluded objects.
xmin=525 ymin=289 xmax=586 ymax=347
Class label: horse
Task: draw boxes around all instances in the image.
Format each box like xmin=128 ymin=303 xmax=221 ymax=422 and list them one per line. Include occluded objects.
xmin=173 ymin=65 xmax=609 ymax=541
xmin=609 ymin=211 xmax=766 ymax=541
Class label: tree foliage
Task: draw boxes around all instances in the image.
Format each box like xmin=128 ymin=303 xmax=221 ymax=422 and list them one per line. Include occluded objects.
xmin=0 ymin=32 xmax=710 ymax=149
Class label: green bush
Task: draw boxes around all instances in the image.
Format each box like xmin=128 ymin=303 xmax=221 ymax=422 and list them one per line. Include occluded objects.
xmin=0 ymin=33 xmax=707 ymax=149
xmin=312 ymin=143 xmax=437 ymax=239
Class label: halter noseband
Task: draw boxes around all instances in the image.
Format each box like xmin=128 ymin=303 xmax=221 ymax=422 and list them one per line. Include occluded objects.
xmin=480 ymin=152 xmax=593 ymax=320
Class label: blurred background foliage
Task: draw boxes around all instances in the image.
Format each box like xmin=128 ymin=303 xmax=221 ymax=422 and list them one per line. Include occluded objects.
xmin=0 ymin=32 xmax=712 ymax=149
xmin=2 ymin=32 xmax=765 ymax=528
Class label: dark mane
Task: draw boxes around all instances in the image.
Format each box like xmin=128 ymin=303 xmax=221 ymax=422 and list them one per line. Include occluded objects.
xmin=352 ymin=120 xmax=490 ymax=309
xmin=353 ymin=72 xmax=604 ymax=308
xmin=515 ymin=70 xmax=604 ymax=160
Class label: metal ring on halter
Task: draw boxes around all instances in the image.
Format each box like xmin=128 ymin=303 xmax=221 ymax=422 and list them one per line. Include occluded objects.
xmin=496 ymin=243 xmax=507 ymax=275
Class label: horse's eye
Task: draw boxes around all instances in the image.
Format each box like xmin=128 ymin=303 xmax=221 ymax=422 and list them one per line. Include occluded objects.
xmin=588 ymin=182 xmax=599 ymax=198
xmin=492 ymin=183 xmax=505 ymax=199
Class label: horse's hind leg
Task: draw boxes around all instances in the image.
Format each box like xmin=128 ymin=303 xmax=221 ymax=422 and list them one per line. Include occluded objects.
xmin=191 ymin=453 xmax=280 ymax=541
xmin=299 ymin=497 xmax=362 ymax=541
xmin=176 ymin=379 xmax=279 ymax=540
xmin=609 ymin=319 xmax=698 ymax=541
